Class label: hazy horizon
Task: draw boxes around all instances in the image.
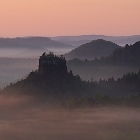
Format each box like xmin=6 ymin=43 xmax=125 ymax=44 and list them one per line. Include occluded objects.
xmin=0 ymin=34 xmax=140 ymax=39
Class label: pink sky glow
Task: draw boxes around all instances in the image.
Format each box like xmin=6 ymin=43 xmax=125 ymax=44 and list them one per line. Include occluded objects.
xmin=0 ymin=0 xmax=140 ymax=37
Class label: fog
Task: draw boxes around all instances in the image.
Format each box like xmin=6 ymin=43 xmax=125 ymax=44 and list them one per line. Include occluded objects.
xmin=0 ymin=58 xmax=37 ymax=88
xmin=46 ymin=47 xmax=73 ymax=55
xmin=0 ymin=47 xmax=71 ymax=58
xmin=0 ymin=94 xmax=140 ymax=140
xmin=67 ymin=65 xmax=139 ymax=81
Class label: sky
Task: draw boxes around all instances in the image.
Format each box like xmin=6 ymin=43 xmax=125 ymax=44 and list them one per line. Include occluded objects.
xmin=0 ymin=0 xmax=140 ymax=37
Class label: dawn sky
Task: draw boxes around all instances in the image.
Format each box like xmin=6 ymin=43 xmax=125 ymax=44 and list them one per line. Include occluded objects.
xmin=0 ymin=0 xmax=140 ymax=37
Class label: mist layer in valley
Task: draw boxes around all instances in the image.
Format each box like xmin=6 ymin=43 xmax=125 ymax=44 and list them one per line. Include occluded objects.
xmin=0 ymin=47 xmax=73 ymax=58
xmin=67 ymin=65 xmax=139 ymax=81
xmin=0 ymin=94 xmax=140 ymax=140
xmin=0 ymin=58 xmax=38 ymax=88
xmin=0 ymin=37 xmax=76 ymax=58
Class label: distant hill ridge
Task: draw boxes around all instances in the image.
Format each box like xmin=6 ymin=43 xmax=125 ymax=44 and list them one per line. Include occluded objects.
xmin=0 ymin=37 xmax=74 ymax=57
xmin=64 ymin=39 xmax=121 ymax=60
xmin=51 ymin=34 xmax=140 ymax=46
xmin=0 ymin=36 xmax=73 ymax=49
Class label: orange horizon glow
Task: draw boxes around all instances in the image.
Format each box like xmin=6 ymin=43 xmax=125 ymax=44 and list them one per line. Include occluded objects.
xmin=0 ymin=0 xmax=140 ymax=37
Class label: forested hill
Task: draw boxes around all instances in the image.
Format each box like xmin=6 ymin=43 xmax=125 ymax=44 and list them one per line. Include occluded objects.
xmin=67 ymin=41 xmax=140 ymax=67
xmin=64 ymin=39 xmax=121 ymax=60
xmin=111 ymin=41 xmax=140 ymax=66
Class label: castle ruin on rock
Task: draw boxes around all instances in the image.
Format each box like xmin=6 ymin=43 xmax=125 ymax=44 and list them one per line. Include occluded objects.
xmin=39 ymin=52 xmax=67 ymax=77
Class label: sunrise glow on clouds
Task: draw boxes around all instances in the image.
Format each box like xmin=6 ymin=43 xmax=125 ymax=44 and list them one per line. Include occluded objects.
xmin=0 ymin=0 xmax=140 ymax=37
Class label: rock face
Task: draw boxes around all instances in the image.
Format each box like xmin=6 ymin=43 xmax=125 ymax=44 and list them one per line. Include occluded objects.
xmin=1 ymin=52 xmax=89 ymax=99
xmin=39 ymin=52 xmax=68 ymax=78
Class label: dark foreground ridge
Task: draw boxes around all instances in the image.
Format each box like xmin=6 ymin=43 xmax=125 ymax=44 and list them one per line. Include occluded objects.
xmin=1 ymin=52 xmax=140 ymax=106
xmin=1 ymin=52 xmax=92 ymax=100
